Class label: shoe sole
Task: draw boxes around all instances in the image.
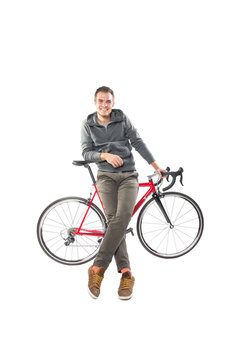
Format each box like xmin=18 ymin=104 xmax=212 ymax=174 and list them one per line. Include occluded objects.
xmin=88 ymin=287 xmax=99 ymax=299
xmin=118 ymin=294 xmax=132 ymax=300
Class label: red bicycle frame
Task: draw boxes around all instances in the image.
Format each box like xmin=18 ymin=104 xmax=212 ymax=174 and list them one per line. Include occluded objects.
xmin=74 ymin=179 xmax=156 ymax=237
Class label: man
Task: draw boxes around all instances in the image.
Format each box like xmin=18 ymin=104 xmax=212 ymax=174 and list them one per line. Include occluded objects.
xmin=81 ymin=86 xmax=166 ymax=300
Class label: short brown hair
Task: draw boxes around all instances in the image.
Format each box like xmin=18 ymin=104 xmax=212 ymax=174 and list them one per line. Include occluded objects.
xmin=94 ymin=86 xmax=115 ymax=101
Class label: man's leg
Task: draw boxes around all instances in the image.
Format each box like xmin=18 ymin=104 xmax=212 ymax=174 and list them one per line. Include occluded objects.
xmin=88 ymin=173 xmax=118 ymax=298
xmin=114 ymin=237 xmax=130 ymax=273
xmin=93 ymin=172 xmax=138 ymax=270
xmin=114 ymin=173 xmax=138 ymax=272
xmin=93 ymin=172 xmax=118 ymax=268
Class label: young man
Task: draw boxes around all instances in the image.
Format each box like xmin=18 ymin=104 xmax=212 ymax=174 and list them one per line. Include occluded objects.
xmin=81 ymin=86 xmax=166 ymax=300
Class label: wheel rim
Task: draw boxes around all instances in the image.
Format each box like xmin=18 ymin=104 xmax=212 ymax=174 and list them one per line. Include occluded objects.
xmin=139 ymin=193 xmax=203 ymax=258
xmin=38 ymin=198 xmax=106 ymax=264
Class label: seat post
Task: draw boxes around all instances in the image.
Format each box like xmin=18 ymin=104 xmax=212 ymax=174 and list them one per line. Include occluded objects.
xmin=85 ymin=164 xmax=96 ymax=185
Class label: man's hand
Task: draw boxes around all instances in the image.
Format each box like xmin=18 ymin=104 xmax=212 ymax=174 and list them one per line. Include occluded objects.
xmin=150 ymin=161 xmax=168 ymax=178
xmin=100 ymin=153 xmax=124 ymax=168
xmin=155 ymin=167 xmax=168 ymax=178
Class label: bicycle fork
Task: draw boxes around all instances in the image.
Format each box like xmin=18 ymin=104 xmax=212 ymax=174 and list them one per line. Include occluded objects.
xmin=152 ymin=192 xmax=174 ymax=228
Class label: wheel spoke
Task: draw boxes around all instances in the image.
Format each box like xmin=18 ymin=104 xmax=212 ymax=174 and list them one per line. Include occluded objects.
xmin=175 ymin=217 xmax=198 ymax=226
xmin=54 ymin=242 xmax=66 ymax=253
xmin=174 ymin=227 xmax=195 ymax=240
xmin=60 ymin=204 xmax=72 ymax=227
xmin=172 ymin=230 xmax=178 ymax=253
xmin=45 ymin=234 xmax=62 ymax=242
xmin=176 ymin=225 xmax=198 ymax=229
xmin=46 ymin=217 xmax=65 ymax=226
xmin=49 ymin=238 xmax=63 ymax=249
xmin=43 ymin=223 xmax=63 ymax=229
xmin=67 ymin=202 xmax=74 ymax=226
xmin=143 ymin=226 xmax=168 ymax=235
xmin=174 ymin=207 xmax=194 ymax=223
xmin=54 ymin=208 xmax=68 ymax=227
xmin=75 ymin=238 xmax=91 ymax=255
xmin=78 ymin=234 xmax=101 ymax=245
xmin=156 ymin=228 xmax=170 ymax=251
xmin=147 ymin=227 xmax=169 ymax=244
xmin=172 ymin=200 xmax=186 ymax=224
xmin=165 ymin=230 xmax=170 ymax=253
xmin=71 ymin=202 xmax=82 ymax=225
xmin=172 ymin=228 xmax=187 ymax=247
xmin=170 ymin=196 xmax=176 ymax=219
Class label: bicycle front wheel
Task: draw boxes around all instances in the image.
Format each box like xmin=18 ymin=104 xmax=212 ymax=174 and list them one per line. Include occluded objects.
xmin=137 ymin=192 xmax=204 ymax=258
xmin=37 ymin=197 xmax=107 ymax=265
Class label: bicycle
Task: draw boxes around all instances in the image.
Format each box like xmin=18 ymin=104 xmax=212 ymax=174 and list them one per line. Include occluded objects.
xmin=37 ymin=161 xmax=204 ymax=265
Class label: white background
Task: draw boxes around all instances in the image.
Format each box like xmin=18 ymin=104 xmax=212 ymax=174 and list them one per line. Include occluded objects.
xmin=1 ymin=0 xmax=239 ymax=359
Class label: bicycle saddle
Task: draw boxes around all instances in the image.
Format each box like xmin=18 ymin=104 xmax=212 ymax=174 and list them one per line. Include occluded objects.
xmin=72 ymin=160 xmax=96 ymax=166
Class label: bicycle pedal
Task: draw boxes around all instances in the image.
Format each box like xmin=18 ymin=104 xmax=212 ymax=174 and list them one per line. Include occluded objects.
xmin=126 ymin=227 xmax=134 ymax=236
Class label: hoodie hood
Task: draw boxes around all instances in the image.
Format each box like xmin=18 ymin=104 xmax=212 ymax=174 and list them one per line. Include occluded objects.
xmin=87 ymin=109 xmax=124 ymax=127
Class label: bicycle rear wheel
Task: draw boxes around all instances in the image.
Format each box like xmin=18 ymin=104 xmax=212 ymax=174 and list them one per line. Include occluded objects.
xmin=137 ymin=192 xmax=204 ymax=258
xmin=37 ymin=197 xmax=107 ymax=265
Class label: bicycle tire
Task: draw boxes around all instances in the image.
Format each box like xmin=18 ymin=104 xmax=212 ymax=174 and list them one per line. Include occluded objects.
xmin=37 ymin=197 xmax=107 ymax=265
xmin=137 ymin=192 xmax=204 ymax=258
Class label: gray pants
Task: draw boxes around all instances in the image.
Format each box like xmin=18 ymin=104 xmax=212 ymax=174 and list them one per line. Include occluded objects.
xmin=93 ymin=171 xmax=139 ymax=272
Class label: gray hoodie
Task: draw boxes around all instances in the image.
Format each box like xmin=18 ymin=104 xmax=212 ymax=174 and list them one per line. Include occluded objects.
xmin=81 ymin=109 xmax=155 ymax=172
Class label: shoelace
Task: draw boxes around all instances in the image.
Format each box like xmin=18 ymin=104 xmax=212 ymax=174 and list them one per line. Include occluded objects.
xmin=92 ymin=274 xmax=103 ymax=289
xmin=120 ymin=278 xmax=132 ymax=290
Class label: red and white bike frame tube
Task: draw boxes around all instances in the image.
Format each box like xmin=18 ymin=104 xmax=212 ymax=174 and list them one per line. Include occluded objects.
xmin=132 ymin=180 xmax=156 ymax=216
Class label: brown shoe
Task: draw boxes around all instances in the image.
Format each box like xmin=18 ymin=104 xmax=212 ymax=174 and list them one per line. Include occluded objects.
xmin=118 ymin=271 xmax=135 ymax=300
xmin=88 ymin=266 xmax=105 ymax=299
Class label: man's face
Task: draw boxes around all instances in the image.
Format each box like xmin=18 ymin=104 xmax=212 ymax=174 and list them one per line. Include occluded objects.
xmin=94 ymin=92 xmax=114 ymax=118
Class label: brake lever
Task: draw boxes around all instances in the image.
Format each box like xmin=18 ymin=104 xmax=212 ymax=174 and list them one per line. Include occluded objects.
xmin=166 ymin=166 xmax=170 ymax=182
xmin=180 ymin=174 xmax=184 ymax=186
xmin=179 ymin=167 xmax=184 ymax=186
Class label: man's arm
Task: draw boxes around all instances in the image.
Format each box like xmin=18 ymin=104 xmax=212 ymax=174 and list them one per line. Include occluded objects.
xmin=124 ymin=115 xmax=166 ymax=177
xmin=80 ymin=122 xmax=101 ymax=162
xmin=124 ymin=115 xmax=155 ymax=164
